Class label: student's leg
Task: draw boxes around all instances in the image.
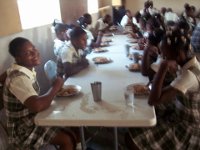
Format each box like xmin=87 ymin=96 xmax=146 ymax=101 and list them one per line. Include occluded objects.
xmin=50 ymin=130 xmax=76 ymax=150
xmin=124 ymin=132 xmax=140 ymax=150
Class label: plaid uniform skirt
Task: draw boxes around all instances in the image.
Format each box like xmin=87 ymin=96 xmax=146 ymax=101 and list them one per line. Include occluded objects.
xmin=10 ymin=124 xmax=61 ymax=150
xmin=128 ymin=102 xmax=200 ymax=150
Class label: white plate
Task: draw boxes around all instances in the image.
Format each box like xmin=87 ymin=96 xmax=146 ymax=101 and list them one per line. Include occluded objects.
xmin=57 ymin=85 xmax=82 ymax=97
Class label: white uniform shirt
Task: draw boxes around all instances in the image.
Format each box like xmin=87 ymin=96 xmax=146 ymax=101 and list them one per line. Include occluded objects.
xmin=120 ymin=15 xmax=130 ymax=28
xmin=95 ymin=18 xmax=108 ymax=31
xmin=171 ymin=57 xmax=200 ymax=94
xmin=53 ymin=38 xmax=69 ymax=57
xmin=61 ymin=41 xmax=82 ymax=64
xmin=6 ymin=64 xmax=38 ymax=103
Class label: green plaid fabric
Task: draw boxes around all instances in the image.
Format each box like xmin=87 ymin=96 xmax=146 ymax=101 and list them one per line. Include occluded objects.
xmin=3 ymin=70 xmax=61 ymax=149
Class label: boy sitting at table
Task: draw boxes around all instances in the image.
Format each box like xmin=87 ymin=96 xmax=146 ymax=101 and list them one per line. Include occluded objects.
xmin=3 ymin=37 xmax=78 ymax=150
xmin=57 ymin=26 xmax=89 ymax=79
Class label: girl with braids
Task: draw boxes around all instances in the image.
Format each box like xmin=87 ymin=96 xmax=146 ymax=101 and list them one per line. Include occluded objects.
xmin=125 ymin=28 xmax=200 ymax=150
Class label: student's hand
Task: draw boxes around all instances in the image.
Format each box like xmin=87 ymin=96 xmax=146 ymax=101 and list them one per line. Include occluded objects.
xmin=167 ymin=60 xmax=178 ymax=74
xmin=53 ymin=76 xmax=64 ymax=92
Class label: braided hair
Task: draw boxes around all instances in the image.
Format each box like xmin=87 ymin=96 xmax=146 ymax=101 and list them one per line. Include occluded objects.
xmin=160 ymin=27 xmax=191 ymax=60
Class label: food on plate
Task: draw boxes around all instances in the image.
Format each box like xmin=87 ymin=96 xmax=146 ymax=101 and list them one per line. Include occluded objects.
xmin=57 ymin=86 xmax=79 ymax=96
xmin=128 ymin=63 xmax=140 ymax=71
xmin=127 ymin=84 xmax=150 ymax=96
xmin=100 ymin=42 xmax=110 ymax=47
xmin=93 ymin=48 xmax=108 ymax=53
xmin=93 ymin=57 xmax=111 ymax=64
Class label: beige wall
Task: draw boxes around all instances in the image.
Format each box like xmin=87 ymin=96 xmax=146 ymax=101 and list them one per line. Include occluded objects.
xmin=126 ymin=0 xmax=200 ymax=15
xmin=0 ymin=0 xmax=22 ymax=36
xmin=60 ymin=0 xmax=88 ymax=24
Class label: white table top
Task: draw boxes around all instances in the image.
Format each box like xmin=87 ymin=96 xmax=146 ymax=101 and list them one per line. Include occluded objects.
xmin=34 ymin=34 xmax=157 ymax=127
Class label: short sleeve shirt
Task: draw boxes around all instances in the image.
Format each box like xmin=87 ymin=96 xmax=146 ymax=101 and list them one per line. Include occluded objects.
xmin=170 ymin=57 xmax=200 ymax=94
xmin=95 ymin=18 xmax=108 ymax=32
xmin=60 ymin=42 xmax=82 ymax=64
xmin=6 ymin=64 xmax=38 ymax=103
xmin=53 ymin=38 xmax=69 ymax=57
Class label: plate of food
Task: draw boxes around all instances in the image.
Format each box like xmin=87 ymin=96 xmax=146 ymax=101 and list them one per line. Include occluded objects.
xmin=126 ymin=83 xmax=150 ymax=97
xmin=57 ymin=85 xmax=82 ymax=97
xmin=102 ymin=39 xmax=112 ymax=43
xmin=93 ymin=48 xmax=108 ymax=53
xmin=100 ymin=42 xmax=110 ymax=47
xmin=126 ymin=63 xmax=141 ymax=72
xmin=103 ymin=33 xmax=114 ymax=37
xmin=92 ymin=57 xmax=112 ymax=64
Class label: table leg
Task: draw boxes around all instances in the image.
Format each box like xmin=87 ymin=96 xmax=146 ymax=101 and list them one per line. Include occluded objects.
xmin=80 ymin=126 xmax=86 ymax=150
xmin=114 ymin=127 xmax=118 ymax=150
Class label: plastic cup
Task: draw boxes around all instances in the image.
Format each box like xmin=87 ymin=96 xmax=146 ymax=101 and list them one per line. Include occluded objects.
xmin=124 ymin=88 xmax=134 ymax=109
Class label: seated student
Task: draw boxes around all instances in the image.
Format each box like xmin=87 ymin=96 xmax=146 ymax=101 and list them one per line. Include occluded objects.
xmin=120 ymin=10 xmax=133 ymax=28
xmin=57 ymin=27 xmax=89 ymax=79
xmin=126 ymin=27 xmax=200 ymax=150
xmin=77 ymin=13 xmax=103 ymax=49
xmin=141 ymin=28 xmax=164 ymax=81
xmin=3 ymin=37 xmax=79 ymax=150
xmin=181 ymin=3 xmax=197 ymax=32
xmin=191 ymin=22 xmax=200 ymax=60
xmin=164 ymin=8 xmax=179 ymax=27
xmin=54 ymin=23 xmax=70 ymax=58
xmin=94 ymin=14 xmax=112 ymax=35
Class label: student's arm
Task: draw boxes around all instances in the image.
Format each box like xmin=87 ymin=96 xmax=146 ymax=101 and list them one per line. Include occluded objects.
xmin=148 ymin=60 xmax=178 ymax=105
xmin=63 ymin=59 xmax=89 ymax=78
xmin=141 ymin=47 xmax=151 ymax=76
xmin=24 ymin=77 xmax=64 ymax=112
xmin=0 ymin=71 xmax=7 ymax=85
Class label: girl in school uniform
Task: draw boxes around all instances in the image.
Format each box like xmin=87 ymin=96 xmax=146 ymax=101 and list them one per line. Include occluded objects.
xmin=126 ymin=27 xmax=200 ymax=150
xmin=3 ymin=37 xmax=78 ymax=150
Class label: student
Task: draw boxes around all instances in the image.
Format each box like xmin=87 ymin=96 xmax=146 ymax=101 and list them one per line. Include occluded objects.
xmin=141 ymin=28 xmax=164 ymax=81
xmin=57 ymin=27 xmax=89 ymax=79
xmin=54 ymin=23 xmax=70 ymax=58
xmin=126 ymin=28 xmax=200 ymax=150
xmin=191 ymin=22 xmax=200 ymax=60
xmin=77 ymin=13 xmax=103 ymax=49
xmin=120 ymin=10 xmax=132 ymax=28
xmin=3 ymin=37 xmax=78 ymax=150
xmin=94 ymin=14 xmax=112 ymax=35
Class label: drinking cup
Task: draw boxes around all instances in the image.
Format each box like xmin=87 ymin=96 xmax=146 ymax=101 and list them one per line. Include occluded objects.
xmin=125 ymin=44 xmax=130 ymax=57
xmin=124 ymin=88 xmax=134 ymax=108
xmin=91 ymin=82 xmax=102 ymax=102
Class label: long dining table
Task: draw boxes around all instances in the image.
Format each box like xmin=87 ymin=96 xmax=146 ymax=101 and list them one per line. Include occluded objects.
xmin=34 ymin=33 xmax=157 ymax=150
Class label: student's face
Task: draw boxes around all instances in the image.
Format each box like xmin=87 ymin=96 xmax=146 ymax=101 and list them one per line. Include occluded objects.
xmin=85 ymin=16 xmax=92 ymax=25
xmin=16 ymin=41 xmax=41 ymax=69
xmin=76 ymin=33 xmax=87 ymax=50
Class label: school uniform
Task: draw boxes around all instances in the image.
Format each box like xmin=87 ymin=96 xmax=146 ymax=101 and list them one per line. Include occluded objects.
xmin=129 ymin=56 xmax=200 ymax=150
xmin=3 ymin=64 xmax=61 ymax=149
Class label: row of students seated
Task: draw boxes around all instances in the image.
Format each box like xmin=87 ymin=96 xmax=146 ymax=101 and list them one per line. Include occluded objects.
xmin=52 ymin=13 xmax=114 ymax=80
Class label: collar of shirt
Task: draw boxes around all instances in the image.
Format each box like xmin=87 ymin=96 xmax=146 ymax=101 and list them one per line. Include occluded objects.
xmin=67 ymin=41 xmax=81 ymax=57
xmin=7 ymin=64 xmax=36 ymax=80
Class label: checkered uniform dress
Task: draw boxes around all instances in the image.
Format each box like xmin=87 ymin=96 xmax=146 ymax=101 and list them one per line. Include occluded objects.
xmin=3 ymin=70 xmax=61 ymax=150
xmin=129 ymin=73 xmax=200 ymax=150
